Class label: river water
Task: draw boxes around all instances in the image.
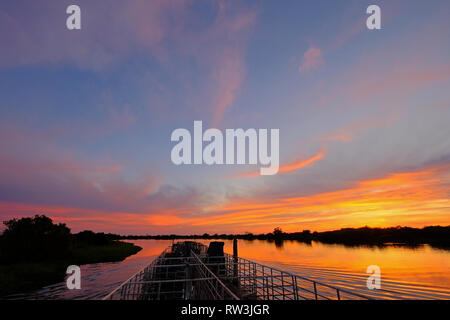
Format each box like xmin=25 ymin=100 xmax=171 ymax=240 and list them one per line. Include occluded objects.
xmin=8 ymin=239 xmax=450 ymax=300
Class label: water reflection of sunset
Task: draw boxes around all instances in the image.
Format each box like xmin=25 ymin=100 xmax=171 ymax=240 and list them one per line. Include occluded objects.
xmin=231 ymin=240 xmax=450 ymax=286
xmin=119 ymin=239 xmax=450 ymax=298
xmin=123 ymin=240 xmax=171 ymax=259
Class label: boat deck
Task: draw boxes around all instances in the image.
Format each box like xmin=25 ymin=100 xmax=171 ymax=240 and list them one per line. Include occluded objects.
xmin=103 ymin=241 xmax=370 ymax=300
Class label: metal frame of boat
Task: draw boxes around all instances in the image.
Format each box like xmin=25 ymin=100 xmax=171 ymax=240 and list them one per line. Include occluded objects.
xmin=103 ymin=241 xmax=371 ymax=300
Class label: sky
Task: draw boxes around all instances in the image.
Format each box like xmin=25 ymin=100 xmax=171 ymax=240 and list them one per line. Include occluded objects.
xmin=0 ymin=0 xmax=449 ymax=235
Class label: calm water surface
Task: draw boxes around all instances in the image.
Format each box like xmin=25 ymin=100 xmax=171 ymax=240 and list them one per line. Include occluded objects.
xmin=10 ymin=239 xmax=450 ymax=300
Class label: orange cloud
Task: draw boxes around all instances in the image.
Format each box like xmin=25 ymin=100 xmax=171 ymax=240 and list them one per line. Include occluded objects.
xmin=2 ymin=164 xmax=449 ymax=235
xmin=322 ymin=134 xmax=353 ymax=142
xmin=192 ymin=164 xmax=450 ymax=233
xmin=237 ymin=149 xmax=325 ymax=178
xmin=146 ymin=214 xmax=187 ymax=226
xmin=278 ymin=149 xmax=325 ymax=174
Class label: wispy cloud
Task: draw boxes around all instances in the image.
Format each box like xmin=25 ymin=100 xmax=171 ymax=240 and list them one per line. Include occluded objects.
xmin=298 ymin=46 xmax=323 ymax=73
xmin=278 ymin=149 xmax=325 ymax=173
xmin=236 ymin=149 xmax=325 ymax=178
xmin=318 ymin=116 xmax=396 ymax=144
xmin=192 ymin=164 xmax=450 ymax=233
xmin=0 ymin=0 xmax=191 ymax=69
xmin=204 ymin=2 xmax=257 ymax=127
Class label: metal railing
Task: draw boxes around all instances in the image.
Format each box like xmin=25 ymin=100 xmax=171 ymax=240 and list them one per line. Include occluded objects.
xmin=103 ymin=243 xmax=237 ymax=300
xmin=103 ymin=242 xmax=371 ymax=300
xmin=190 ymin=251 xmax=240 ymax=300
xmin=215 ymin=253 xmax=371 ymax=300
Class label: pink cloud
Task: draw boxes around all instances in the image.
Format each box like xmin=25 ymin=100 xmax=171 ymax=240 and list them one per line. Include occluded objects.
xmin=0 ymin=0 xmax=190 ymax=69
xmin=107 ymin=104 xmax=137 ymax=130
xmin=318 ymin=116 xmax=396 ymax=144
xmin=298 ymin=47 xmax=323 ymax=73
xmin=314 ymin=61 xmax=450 ymax=110
xmin=0 ymin=1 xmax=257 ymax=128
xmin=191 ymin=2 xmax=257 ymax=127
xmin=211 ymin=49 xmax=245 ymax=127
xmin=0 ymin=125 xmax=163 ymax=213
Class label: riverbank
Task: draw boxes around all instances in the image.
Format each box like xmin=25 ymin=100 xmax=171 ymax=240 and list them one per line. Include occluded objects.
xmin=0 ymin=241 xmax=141 ymax=297
xmin=119 ymin=226 xmax=450 ymax=249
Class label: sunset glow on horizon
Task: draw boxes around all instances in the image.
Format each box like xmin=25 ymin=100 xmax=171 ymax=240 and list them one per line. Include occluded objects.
xmin=1 ymin=0 xmax=450 ymax=235
xmin=1 ymin=163 xmax=449 ymax=235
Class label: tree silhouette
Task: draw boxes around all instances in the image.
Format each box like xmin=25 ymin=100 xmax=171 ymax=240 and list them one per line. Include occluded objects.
xmin=273 ymin=227 xmax=283 ymax=238
xmin=0 ymin=215 xmax=71 ymax=263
